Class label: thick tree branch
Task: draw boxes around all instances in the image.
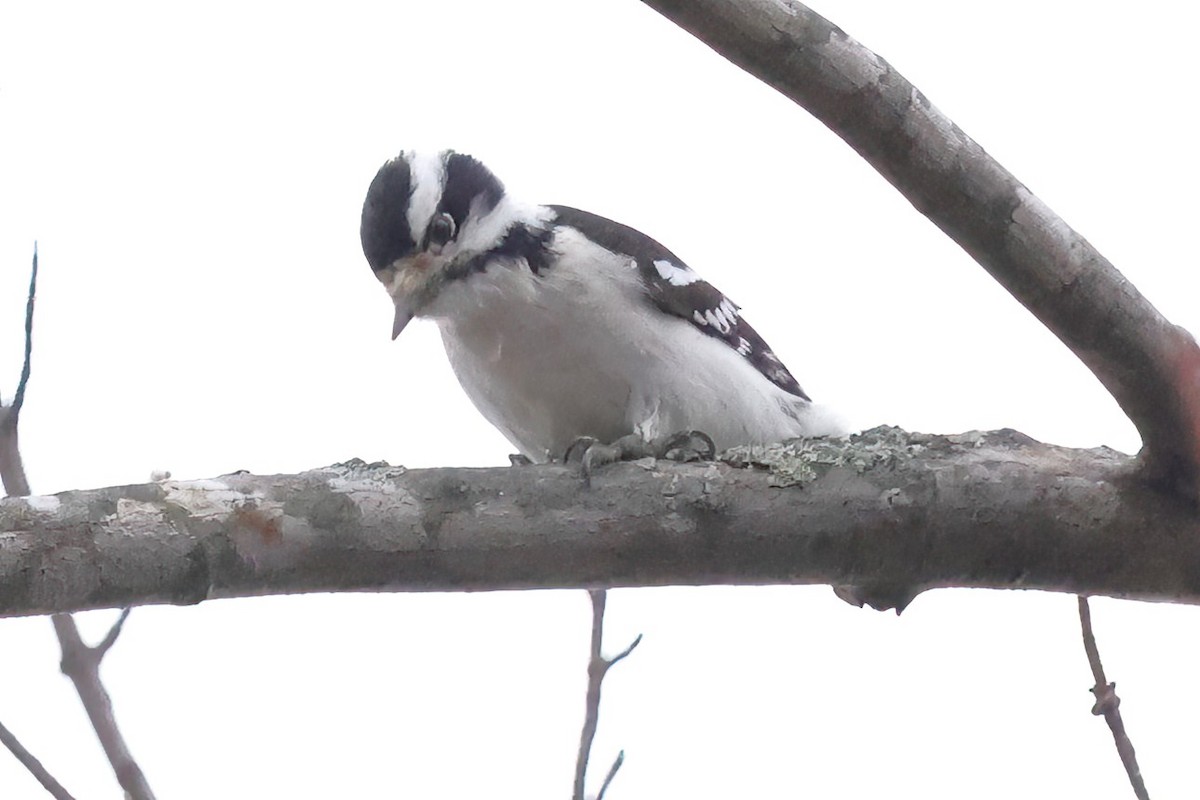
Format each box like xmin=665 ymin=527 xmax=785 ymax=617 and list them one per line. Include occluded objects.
xmin=639 ymin=0 xmax=1200 ymax=496
xmin=1 ymin=429 xmax=1198 ymax=617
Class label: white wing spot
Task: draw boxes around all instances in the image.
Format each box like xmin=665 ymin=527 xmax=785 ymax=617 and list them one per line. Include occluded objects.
xmin=737 ymin=337 xmax=752 ymax=355
xmin=705 ymin=308 xmax=731 ymax=334
xmin=653 ymin=259 xmax=700 ymax=287
xmin=693 ymin=310 xmax=708 ymax=326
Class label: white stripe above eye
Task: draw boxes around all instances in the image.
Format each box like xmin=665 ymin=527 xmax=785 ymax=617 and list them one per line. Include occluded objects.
xmin=405 ymin=151 xmax=447 ymax=244
xmin=653 ymin=258 xmax=700 ymax=286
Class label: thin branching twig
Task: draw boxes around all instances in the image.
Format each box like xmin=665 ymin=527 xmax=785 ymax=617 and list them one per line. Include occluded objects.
xmin=94 ymin=607 xmax=132 ymax=658
xmin=0 ymin=245 xmax=156 ymax=800
xmin=1078 ymin=596 xmax=1150 ymax=800
xmin=52 ymin=614 xmax=156 ymax=800
xmin=0 ymin=718 xmax=77 ymax=800
xmin=0 ymin=245 xmax=36 ymax=496
xmin=0 ymin=245 xmax=77 ymax=799
xmin=595 ymin=750 xmax=624 ymax=800
xmin=11 ymin=243 xmax=37 ymax=422
xmin=573 ymin=590 xmax=641 ymax=800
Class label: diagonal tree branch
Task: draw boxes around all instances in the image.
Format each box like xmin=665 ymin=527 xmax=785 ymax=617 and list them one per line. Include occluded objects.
xmin=2 ymin=429 xmax=1200 ymax=617
xmin=0 ymin=719 xmax=78 ymax=800
xmin=638 ymin=0 xmax=1200 ymax=498
xmin=1078 ymin=597 xmax=1150 ymax=800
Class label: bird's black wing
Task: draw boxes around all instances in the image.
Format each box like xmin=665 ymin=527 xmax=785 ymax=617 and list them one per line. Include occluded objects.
xmin=548 ymin=205 xmax=810 ymax=400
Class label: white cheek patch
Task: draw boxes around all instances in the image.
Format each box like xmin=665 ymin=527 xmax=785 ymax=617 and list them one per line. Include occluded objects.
xmin=653 ymin=258 xmax=700 ymax=286
xmin=405 ymin=152 xmax=447 ymax=246
xmin=455 ymin=195 xmax=554 ymax=258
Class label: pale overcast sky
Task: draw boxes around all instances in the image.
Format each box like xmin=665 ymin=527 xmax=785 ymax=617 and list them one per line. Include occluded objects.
xmin=0 ymin=1 xmax=1197 ymax=797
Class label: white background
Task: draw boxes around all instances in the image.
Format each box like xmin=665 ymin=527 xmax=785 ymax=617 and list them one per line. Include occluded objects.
xmin=0 ymin=0 xmax=1197 ymax=797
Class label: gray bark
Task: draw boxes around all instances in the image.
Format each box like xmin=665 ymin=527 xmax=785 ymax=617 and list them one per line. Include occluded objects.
xmin=1 ymin=428 xmax=1195 ymax=618
xmin=639 ymin=0 xmax=1200 ymax=496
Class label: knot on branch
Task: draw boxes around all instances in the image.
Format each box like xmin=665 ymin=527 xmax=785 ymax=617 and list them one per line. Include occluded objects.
xmin=1090 ymin=681 xmax=1121 ymax=716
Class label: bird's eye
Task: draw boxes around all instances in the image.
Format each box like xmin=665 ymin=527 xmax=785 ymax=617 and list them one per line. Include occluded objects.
xmin=427 ymin=213 xmax=456 ymax=248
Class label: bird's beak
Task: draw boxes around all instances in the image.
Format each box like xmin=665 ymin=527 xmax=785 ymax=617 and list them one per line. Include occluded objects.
xmin=392 ymin=298 xmax=413 ymax=340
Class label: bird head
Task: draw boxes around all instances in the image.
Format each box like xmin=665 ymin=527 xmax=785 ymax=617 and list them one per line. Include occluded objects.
xmin=360 ymin=150 xmax=515 ymax=339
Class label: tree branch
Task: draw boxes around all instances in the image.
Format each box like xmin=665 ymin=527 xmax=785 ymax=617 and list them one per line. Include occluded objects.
xmin=0 ymin=245 xmax=37 ymax=497
xmin=1 ymin=429 xmax=1199 ymax=617
xmin=574 ymin=590 xmax=639 ymax=800
xmin=1078 ymin=597 xmax=1150 ymax=800
xmin=0 ymin=244 xmax=156 ymax=799
xmin=595 ymin=750 xmax=625 ymax=800
xmin=51 ymin=614 xmax=156 ymax=800
xmin=10 ymin=243 xmax=37 ymax=426
xmin=638 ymin=0 xmax=1200 ymax=497
xmin=0 ymin=719 xmax=78 ymax=800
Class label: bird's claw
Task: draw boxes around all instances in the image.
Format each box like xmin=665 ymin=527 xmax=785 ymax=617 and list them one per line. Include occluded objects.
xmin=565 ymin=435 xmax=645 ymax=486
xmin=655 ymin=430 xmax=716 ymax=462
xmin=563 ymin=430 xmax=716 ymax=487
xmin=563 ymin=436 xmax=600 ymax=465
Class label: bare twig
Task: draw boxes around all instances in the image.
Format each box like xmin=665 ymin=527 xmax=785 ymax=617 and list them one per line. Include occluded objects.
xmin=11 ymin=243 xmax=37 ymax=424
xmin=0 ymin=246 xmax=156 ymax=799
xmin=94 ymin=607 xmax=132 ymax=658
xmin=596 ymin=750 xmax=625 ymax=800
xmin=53 ymin=614 xmax=156 ymax=800
xmin=0 ymin=246 xmax=36 ymax=496
xmin=574 ymin=590 xmax=640 ymax=800
xmin=1077 ymin=597 xmax=1150 ymax=800
xmin=0 ymin=719 xmax=78 ymax=800
xmin=0 ymin=244 xmax=77 ymax=799
xmin=639 ymin=0 xmax=1200 ymax=497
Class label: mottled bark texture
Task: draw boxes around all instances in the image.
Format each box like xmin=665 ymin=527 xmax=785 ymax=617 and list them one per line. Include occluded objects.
xmin=639 ymin=0 xmax=1200 ymax=498
xmin=1 ymin=428 xmax=1196 ymax=618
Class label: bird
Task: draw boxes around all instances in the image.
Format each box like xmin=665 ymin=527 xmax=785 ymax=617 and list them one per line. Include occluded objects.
xmin=359 ymin=150 xmax=845 ymax=465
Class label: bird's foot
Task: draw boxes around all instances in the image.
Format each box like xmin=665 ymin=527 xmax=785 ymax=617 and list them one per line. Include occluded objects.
xmin=563 ymin=430 xmax=716 ymax=486
xmin=654 ymin=430 xmax=717 ymax=463
xmin=508 ymin=453 xmax=534 ymax=467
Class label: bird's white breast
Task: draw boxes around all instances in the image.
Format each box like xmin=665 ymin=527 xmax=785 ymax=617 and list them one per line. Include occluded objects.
xmin=430 ymin=227 xmax=838 ymax=461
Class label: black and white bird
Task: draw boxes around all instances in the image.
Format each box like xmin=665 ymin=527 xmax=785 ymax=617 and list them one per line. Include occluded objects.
xmin=360 ymin=150 xmax=844 ymax=464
